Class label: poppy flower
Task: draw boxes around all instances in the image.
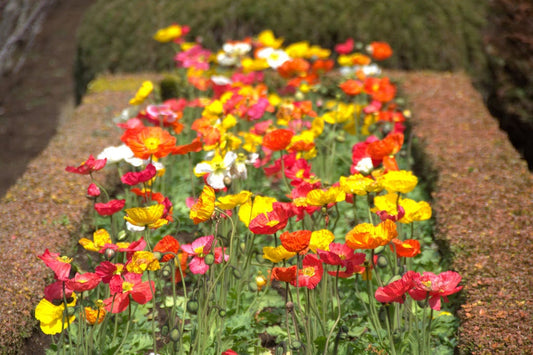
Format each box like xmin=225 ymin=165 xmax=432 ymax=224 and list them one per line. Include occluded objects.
xmin=180 ymin=235 xmax=216 ymax=275
xmin=262 ymin=128 xmax=294 ymax=151
xmin=398 ymin=198 xmax=432 ymax=223
xmin=126 ymin=251 xmax=161 ymax=273
xmin=154 ymin=235 xmax=180 ymax=262
xmin=318 ymin=242 xmax=366 ymax=278
xmin=263 ymin=245 xmax=296 ymax=263
xmin=189 ymin=185 xmax=216 ymax=224
xmin=291 ymin=254 xmax=323 ymax=289
xmin=194 ymin=151 xmax=237 ymax=190
xmin=375 ymin=271 xmax=418 ymax=304
xmin=408 ymin=271 xmax=463 ymax=310
xmin=95 ymin=261 xmax=125 ymax=284
xmin=38 ymin=249 xmax=72 ymax=281
xmin=280 ymin=230 xmax=312 ymax=254
xmin=390 ymin=238 xmax=421 ymax=258
xmin=85 ymin=303 xmax=106 ymax=325
xmin=65 ymin=155 xmax=106 ymax=175
xmin=271 ymin=265 xmax=297 ymax=283
xmin=378 ymin=170 xmax=418 ymax=194
xmin=249 ymin=204 xmax=289 ymax=234
xmin=129 ymin=81 xmax=153 ymax=105
xmin=334 ymin=38 xmax=354 ymax=55
xmin=94 ymin=199 xmax=126 ymax=216
xmin=345 ymin=219 xmax=398 ymax=250
xmin=124 ymin=204 xmax=168 ymax=229
xmin=308 ymin=229 xmax=335 ymax=253
xmin=153 ymin=24 xmax=189 ymax=43
xmin=79 ymin=229 xmax=112 ymax=252
xmin=339 ymin=79 xmax=364 ymax=96
xmin=103 ymin=273 xmax=155 ymax=313
xmin=367 ymin=41 xmax=393 ymax=61
xmin=305 ymin=186 xmax=346 ymax=207
xmin=87 ymin=183 xmax=101 ymax=198
xmin=35 ymin=293 xmax=77 ymax=335
xmin=366 ymin=132 xmax=404 ymax=161
xmin=238 ymin=195 xmax=277 ymax=227
xmin=277 ymin=58 xmax=310 ymax=79
xmin=121 ymin=126 xmax=176 ymax=160
xmin=121 ymin=163 xmax=157 ymax=186
xmin=340 ymin=174 xmax=382 ymax=196
xmin=66 ymin=272 xmax=101 ymax=292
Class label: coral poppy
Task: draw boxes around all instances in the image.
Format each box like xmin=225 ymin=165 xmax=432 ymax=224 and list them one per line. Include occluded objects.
xmin=121 ymin=126 xmax=176 ymax=160
xmin=172 ymin=137 xmax=203 ymax=155
xmin=262 ymin=128 xmax=294 ymax=151
xmin=389 ymin=238 xmax=421 ymax=258
xmin=35 ymin=293 xmax=77 ymax=335
xmin=339 ymin=79 xmax=364 ymax=96
xmin=94 ymin=199 xmax=126 ymax=216
xmin=154 ymin=235 xmax=181 ymax=262
xmin=318 ymin=242 xmax=366 ymax=278
xmin=280 ymin=230 xmax=312 ymax=254
xmin=345 ymin=219 xmax=398 ymax=250
xmin=65 ymin=155 xmax=106 ymax=175
xmin=291 ymin=254 xmax=323 ymax=289
xmin=189 ymin=185 xmax=216 ymax=224
xmin=408 ymin=271 xmax=463 ymax=310
xmin=249 ymin=204 xmax=289 ymax=234
xmin=366 ymin=132 xmax=404 ymax=161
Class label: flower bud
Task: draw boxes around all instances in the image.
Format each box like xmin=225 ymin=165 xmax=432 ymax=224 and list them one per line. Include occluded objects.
xmin=223 ymin=176 xmax=232 ymax=188
xmin=291 ymin=340 xmax=302 ymax=350
xmin=86 ymin=183 xmax=101 ymax=199
xmin=204 ymin=254 xmax=215 ymax=265
xmin=161 ymin=324 xmax=169 ymax=336
xmin=218 ymin=309 xmax=226 ymax=317
xmin=117 ymin=230 xmax=127 ymax=241
xmin=170 ymin=328 xmax=181 ymax=342
xmin=104 ymin=248 xmax=116 ymax=261
xmin=377 ymin=255 xmax=388 ymax=268
xmin=187 ymin=300 xmax=199 ymax=314
xmin=286 ymin=301 xmax=294 ymax=313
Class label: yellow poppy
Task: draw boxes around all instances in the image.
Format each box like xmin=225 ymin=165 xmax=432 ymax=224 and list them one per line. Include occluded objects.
xmin=379 ymin=170 xmax=418 ymax=194
xmin=79 ymin=228 xmax=112 ymax=252
xmin=309 ymin=229 xmax=335 ymax=253
xmin=124 ymin=204 xmax=168 ymax=229
xmin=346 ymin=220 xmax=398 ymax=250
xmin=35 ymin=293 xmax=77 ymax=335
xmin=262 ymin=245 xmax=296 ymax=263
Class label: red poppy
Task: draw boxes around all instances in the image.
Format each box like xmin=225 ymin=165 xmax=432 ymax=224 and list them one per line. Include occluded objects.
xmin=154 ymin=235 xmax=181 ymax=262
xmin=390 ymin=238 xmax=421 ymax=258
xmin=263 ymin=128 xmax=294 ymax=151
xmin=65 ymin=155 xmax=106 ymax=175
xmin=311 ymin=59 xmax=334 ymax=74
xmin=408 ymin=271 xmax=463 ymax=310
xmin=368 ymin=41 xmax=393 ymax=61
xmin=103 ymin=273 xmax=155 ymax=313
xmin=280 ymin=230 xmax=312 ymax=254
xmin=94 ymin=199 xmax=126 ymax=216
xmin=95 ymin=261 xmax=125 ymax=284
xmin=271 ymin=265 xmax=297 ymax=283
xmin=66 ymin=272 xmax=101 ymax=292
xmin=121 ymin=163 xmax=157 ymax=186
xmin=364 ymin=77 xmax=396 ymax=103
xmin=375 ymin=271 xmax=418 ymax=304
xmin=317 ymin=243 xmax=366 ymax=278
xmin=291 ymin=254 xmax=323 ymax=289
xmin=38 ymin=249 xmax=72 ymax=281
xmin=339 ymin=79 xmax=364 ymax=96
xmin=87 ymin=183 xmax=101 ymax=198
xmin=249 ymin=204 xmax=289 ymax=234
xmin=44 ymin=281 xmax=73 ymax=302
xmin=121 ymin=126 xmax=176 ymax=160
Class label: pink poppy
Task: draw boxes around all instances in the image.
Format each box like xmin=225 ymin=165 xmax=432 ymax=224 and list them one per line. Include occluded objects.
xmin=87 ymin=183 xmax=101 ymax=197
xmin=66 ymin=272 xmax=101 ymax=292
xmin=180 ymin=235 xmax=216 ymax=275
xmin=375 ymin=270 xmax=418 ymax=304
xmin=335 ymin=38 xmax=354 ymax=55
xmin=318 ymin=243 xmax=366 ymax=278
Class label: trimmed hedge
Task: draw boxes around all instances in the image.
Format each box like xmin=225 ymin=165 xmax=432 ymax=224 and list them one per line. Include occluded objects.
xmin=75 ymin=0 xmax=488 ymax=101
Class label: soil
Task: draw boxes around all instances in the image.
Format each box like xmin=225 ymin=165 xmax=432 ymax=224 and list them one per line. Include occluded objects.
xmin=0 ymin=0 xmax=95 ymax=198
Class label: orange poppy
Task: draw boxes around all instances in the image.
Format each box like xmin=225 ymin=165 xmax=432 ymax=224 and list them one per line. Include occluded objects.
xmin=154 ymin=235 xmax=181 ymax=262
xmin=345 ymin=219 xmax=398 ymax=250
xmin=277 ymin=58 xmax=310 ymax=78
xmin=121 ymin=126 xmax=176 ymax=160
xmin=389 ymin=238 xmax=421 ymax=258
xmin=280 ymin=230 xmax=312 ymax=254
xmin=271 ymin=265 xmax=297 ymax=283
xmin=368 ymin=42 xmax=393 ymax=61
xmin=263 ymin=128 xmax=294 ymax=151
xmin=173 ymin=137 xmax=203 ymax=155
xmin=189 ymin=185 xmax=216 ymax=224
xmin=311 ymin=59 xmax=334 ymax=74
xmin=366 ymin=132 xmax=404 ymax=161
xmin=339 ymin=79 xmax=364 ymax=96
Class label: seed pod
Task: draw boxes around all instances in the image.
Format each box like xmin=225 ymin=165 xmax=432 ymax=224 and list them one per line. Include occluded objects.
xmin=377 ymin=255 xmax=388 ymax=268
xmin=187 ymin=300 xmax=199 ymax=314
xmin=170 ymin=328 xmax=181 ymax=343
xmin=204 ymin=254 xmax=215 ymax=265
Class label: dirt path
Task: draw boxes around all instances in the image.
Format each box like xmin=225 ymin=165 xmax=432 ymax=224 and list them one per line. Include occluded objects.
xmin=0 ymin=0 xmax=94 ymax=198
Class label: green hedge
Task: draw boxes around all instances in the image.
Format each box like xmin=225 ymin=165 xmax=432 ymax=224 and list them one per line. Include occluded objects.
xmin=75 ymin=0 xmax=488 ymax=101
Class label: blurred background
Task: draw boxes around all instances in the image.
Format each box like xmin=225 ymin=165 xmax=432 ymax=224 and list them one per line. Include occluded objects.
xmin=0 ymin=0 xmax=531 ymax=196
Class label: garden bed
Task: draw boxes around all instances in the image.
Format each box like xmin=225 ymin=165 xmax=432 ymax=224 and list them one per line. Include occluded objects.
xmin=0 ymin=71 xmax=531 ymax=354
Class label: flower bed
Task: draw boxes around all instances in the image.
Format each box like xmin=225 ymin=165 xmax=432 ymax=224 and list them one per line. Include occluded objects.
xmin=1 ymin=45 xmax=531 ymax=355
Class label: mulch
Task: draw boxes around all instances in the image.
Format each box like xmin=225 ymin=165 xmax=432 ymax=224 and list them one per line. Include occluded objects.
xmin=0 ymin=71 xmax=531 ymax=354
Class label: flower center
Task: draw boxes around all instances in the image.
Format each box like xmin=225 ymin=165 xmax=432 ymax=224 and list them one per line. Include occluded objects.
xmin=122 ymin=282 xmax=134 ymax=292
xmin=144 ymin=137 xmax=161 ymax=151
xmin=57 ymin=256 xmax=72 ymax=264
xmin=302 ymin=267 xmax=315 ymax=277
xmin=194 ymin=246 xmax=205 ymax=257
